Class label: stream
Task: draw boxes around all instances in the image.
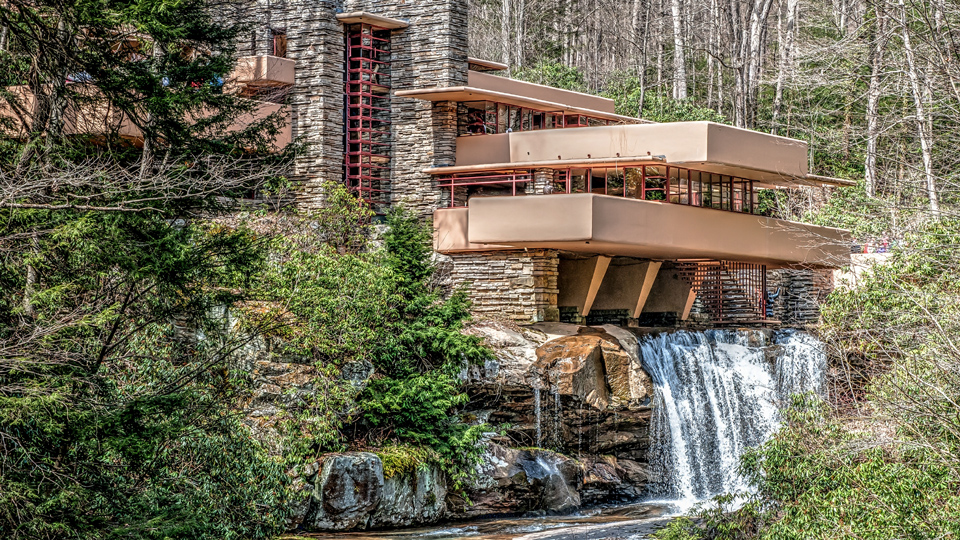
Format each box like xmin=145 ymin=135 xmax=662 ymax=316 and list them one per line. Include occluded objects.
xmin=296 ymin=502 xmax=672 ymax=540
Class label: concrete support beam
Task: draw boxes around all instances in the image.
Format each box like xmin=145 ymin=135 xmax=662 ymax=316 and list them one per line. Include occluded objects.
xmin=558 ymin=256 xmax=611 ymax=316
xmin=590 ymin=260 xmax=662 ymax=317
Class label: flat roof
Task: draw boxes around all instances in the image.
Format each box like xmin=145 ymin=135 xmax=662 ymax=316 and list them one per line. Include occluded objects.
xmin=395 ymin=86 xmax=643 ymax=125
xmin=468 ymin=57 xmax=508 ymax=71
xmin=336 ymin=12 xmax=409 ymax=29
xmin=444 ymin=122 xmax=855 ymax=188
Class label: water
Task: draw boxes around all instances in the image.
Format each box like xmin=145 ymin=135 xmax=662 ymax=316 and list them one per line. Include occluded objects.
xmin=534 ymin=386 xmax=542 ymax=447
xmin=640 ymin=329 xmax=825 ymax=510
xmin=297 ymin=503 xmax=670 ymax=540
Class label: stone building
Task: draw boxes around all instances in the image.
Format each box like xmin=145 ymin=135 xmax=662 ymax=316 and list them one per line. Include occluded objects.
xmin=233 ymin=0 xmax=851 ymax=327
xmin=0 ymin=0 xmax=849 ymax=326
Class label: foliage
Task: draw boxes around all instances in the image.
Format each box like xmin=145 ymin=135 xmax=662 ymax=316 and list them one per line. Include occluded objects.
xmin=374 ymin=443 xmax=441 ymax=479
xmin=0 ymin=212 xmax=291 ymax=540
xmin=314 ymin=181 xmax=375 ymax=254
xmin=0 ymin=0 xmax=299 ymax=537
xmin=602 ymin=73 xmax=728 ymax=123
xmin=803 ymin=182 xmax=897 ymax=240
xmin=252 ymin=202 xmax=492 ymax=484
xmin=513 ymin=62 xmax=587 ymax=92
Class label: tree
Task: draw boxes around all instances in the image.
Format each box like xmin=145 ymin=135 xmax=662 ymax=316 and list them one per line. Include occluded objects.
xmin=0 ymin=0 xmax=294 ymax=537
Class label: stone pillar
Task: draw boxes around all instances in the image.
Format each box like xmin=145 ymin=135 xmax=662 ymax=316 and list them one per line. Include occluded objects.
xmin=526 ymin=168 xmax=556 ymax=195
xmin=446 ymin=250 xmax=560 ymax=323
xmin=258 ymin=0 xmax=345 ymax=209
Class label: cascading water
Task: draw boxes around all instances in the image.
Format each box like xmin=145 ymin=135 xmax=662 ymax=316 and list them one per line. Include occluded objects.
xmin=533 ymin=386 xmax=542 ymax=447
xmin=640 ymin=329 xmax=826 ymax=508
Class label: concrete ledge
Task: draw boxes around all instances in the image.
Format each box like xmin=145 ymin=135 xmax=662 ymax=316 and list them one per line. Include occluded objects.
xmin=438 ymin=194 xmax=850 ymax=269
xmin=336 ymin=12 xmax=409 ymax=29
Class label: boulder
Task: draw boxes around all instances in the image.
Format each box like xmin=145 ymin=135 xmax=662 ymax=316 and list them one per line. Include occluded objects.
xmin=535 ymin=335 xmax=611 ymax=410
xmin=371 ymin=464 xmax=447 ymax=528
xmin=578 ymin=456 xmax=651 ymax=504
xmin=308 ymin=452 xmax=383 ymax=530
xmin=450 ymin=444 xmax=581 ymax=519
xmin=464 ymin=319 xmax=550 ymax=384
xmin=600 ymin=325 xmax=653 ymax=407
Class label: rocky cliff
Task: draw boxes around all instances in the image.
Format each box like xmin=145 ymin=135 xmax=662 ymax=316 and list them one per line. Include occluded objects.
xmin=246 ymin=320 xmax=659 ymax=532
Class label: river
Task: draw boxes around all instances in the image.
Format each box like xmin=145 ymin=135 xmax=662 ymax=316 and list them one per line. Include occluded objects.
xmin=295 ymin=502 xmax=672 ymax=540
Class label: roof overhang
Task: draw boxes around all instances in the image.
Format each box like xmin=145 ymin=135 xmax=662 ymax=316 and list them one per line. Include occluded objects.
xmin=394 ymin=86 xmax=645 ymax=124
xmin=442 ymin=122 xmax=857 ymax=188
xmin=468 ymin=57 xmax=508 ymax=71
xmin=434 ymin=194 xmax=851 ymax=269
xmin=425 ymin=156 xmax=666 ymax=175
xmin=336 ymin=12 xmax=409 ymax=29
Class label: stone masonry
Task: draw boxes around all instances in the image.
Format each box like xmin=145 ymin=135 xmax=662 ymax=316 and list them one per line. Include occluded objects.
xmin=446 ymin=250 xmax=560 ymax=323
xmin=249 ymin=0 xmax=346 ymax=207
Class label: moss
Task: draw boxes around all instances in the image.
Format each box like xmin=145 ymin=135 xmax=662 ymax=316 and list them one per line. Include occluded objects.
xmin=374 ymin=444 xmax=439 ymax=479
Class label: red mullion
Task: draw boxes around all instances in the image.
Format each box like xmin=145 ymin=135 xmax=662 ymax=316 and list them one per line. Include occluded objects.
xmin=348 ymin=91 xmax=391 ymax=100
xmin=348 ymin=54 xmax=390 ymax=64
xmin=348 ymin=102 xmax=391 ymax=112
xmin=350 ymin=127 xmax=391 ymax=136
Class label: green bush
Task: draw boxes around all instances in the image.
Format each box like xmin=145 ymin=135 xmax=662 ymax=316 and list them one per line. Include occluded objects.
xmin=252 ymin=191 xmax=491 ymax=484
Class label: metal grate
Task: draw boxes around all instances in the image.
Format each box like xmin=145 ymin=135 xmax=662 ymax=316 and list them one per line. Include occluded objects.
xmin=677 ymin=261 xmax=769 ymax=324
xmin=345 ymin=23 xmax=391 ymax=213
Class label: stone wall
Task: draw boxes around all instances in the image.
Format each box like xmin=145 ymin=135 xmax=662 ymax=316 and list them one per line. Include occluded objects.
xmin=252 ymin=0 xmax=345 ymax=207
xmin=446 ymin=250 xmax=560 ymax=323
xmin=767 ymin=268 xmax=835 ymax=326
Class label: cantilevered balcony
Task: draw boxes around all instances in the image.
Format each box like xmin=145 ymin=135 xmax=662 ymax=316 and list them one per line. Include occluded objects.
xmin=434 ymin=193 xmax=851 ymax=269
xmin=438 ymin=121 xmax=850 ymax=189
xmin=1 ymin=54 xmax=294 ymax=148
xmin=397 ymin=70 xmax=640 ymax=125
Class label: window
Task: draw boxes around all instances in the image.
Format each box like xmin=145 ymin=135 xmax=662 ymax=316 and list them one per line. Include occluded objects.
xmin=272 ymin=29 xmax=287 ymax=58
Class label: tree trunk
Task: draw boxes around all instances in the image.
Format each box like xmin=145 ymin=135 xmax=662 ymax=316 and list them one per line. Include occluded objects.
xmin=772 ymin=0 xmax=799 ymax=135
xmin=670 ymin=0 xmax=688 ymax=99
xmin=899 ymin=0 xmax=939 ymax=215
xmin=865 ymin=0 xmax=887 ymax=197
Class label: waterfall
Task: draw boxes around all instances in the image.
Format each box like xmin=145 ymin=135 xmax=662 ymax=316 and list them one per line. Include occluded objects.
xmin=552 ymin=386 xmax=562 ymax=450
xmin=640 ymin=329 xmax=826 ymax=508
xmin=533 ymin=386 xmax=542 ymax=447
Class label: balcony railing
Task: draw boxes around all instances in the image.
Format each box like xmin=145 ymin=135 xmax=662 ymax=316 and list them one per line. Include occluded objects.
xmin=440 ymin=164 xmax=764 ymax=215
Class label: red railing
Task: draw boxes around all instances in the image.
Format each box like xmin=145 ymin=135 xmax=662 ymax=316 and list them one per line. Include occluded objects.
xmin=677 ymin=261 xmax=769 ymax=324
xmin=438 ymin=172 xmax=534 ymax=207
xmin=345 ymin=23 xmax=391 ymax=212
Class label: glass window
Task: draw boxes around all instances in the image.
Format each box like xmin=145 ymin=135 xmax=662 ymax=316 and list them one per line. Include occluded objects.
xmin=570 ymin=168 xmax=588 ymax=193
xmin=607 ymin=168 xmax=625 ymax=196
xmin=497 ymin=103 xmax=508 ymax=133
xmin=508 ymin=106 xmax=521 ymax=132
xmin=625 ymin=168 xmax=642 ymax=198
xmin=459 ymin=101 xmax=489 ymax=136
xmin=643 ymin=165 xmax=667 ymax=201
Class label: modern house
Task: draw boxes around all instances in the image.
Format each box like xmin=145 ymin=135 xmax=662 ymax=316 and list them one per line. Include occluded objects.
xmin=2 ymin=0 xmax=852 ymax=326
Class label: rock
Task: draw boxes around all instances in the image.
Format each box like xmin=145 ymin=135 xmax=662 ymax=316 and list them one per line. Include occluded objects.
xmin=371 ymin=464 xmax=447 ymax=528
xmin=464 ymin=319 xmax=550 ymax=384
xmin=450 ymin=444 xmax=581 ymax=519
xmin=579 ymin=456 xmax=651 ymax=505
xmin=286 ymin=478 xmax=313 ymax=530
xmin=601 ymin=325 xmax=653 ymax=407
xmin=535 ymin=335 xmax=611 ymax=410
xmin=308 ymin=452 xmax=384 ymax=530
xmin=340 ymin=359 xmax=374 ymax=390
xmin=615 ymin=458 xmax=653 ymax=485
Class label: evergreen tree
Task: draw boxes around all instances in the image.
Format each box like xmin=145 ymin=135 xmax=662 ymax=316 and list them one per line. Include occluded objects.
xmin=0 ymin=0 xmax=293 ymax=538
